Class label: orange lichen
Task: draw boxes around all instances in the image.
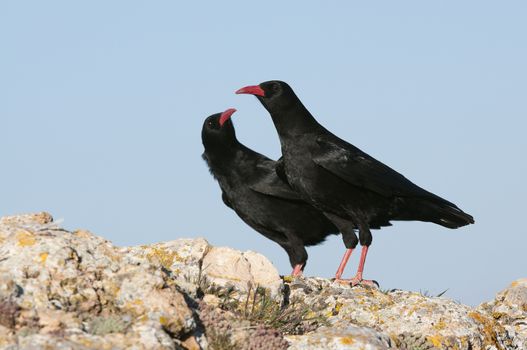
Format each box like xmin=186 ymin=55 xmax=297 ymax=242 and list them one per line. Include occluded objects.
xmin=340 ymin=336 xmax=354 ymax=345
xmin=146 ymin=247 xmax=179 ymax=269
xmin=427 ymin=334 xmax=443 ymax=347
xmin=39 ymin=252 xmax=49 ymax=264
xmin=73 ymin=230 xmax=93 ymax=239
xmin=433 ymin=318 xmax=447 ymax=330
xmin=16 ymin=230 xmax=36 ymax=246
xmin=159 ymin=316 xmax=169 ymax=325
xmin=468 ymin=311 xmax=502 ymax=347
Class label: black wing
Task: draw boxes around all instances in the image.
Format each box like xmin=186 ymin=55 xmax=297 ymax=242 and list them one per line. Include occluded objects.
xmin=249 ymin=159 xmax=303 ymax=202
xmin=312 ymin=134 xmax=453 ymax=203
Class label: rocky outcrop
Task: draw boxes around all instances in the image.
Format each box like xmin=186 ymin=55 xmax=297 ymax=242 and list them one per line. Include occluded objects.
xmin=0 ymin=212 xmax=525 ymax=350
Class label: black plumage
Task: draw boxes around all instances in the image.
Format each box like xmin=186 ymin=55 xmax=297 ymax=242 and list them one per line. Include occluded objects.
xmin=236 ymin=81 xmax=474 ymax=285
xmin=201 ymin=109 xmax=338 ymax=275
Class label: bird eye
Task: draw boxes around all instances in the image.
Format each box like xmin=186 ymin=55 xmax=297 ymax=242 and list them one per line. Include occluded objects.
xmin=207 ymin=120 xmax=213 ymax=127
xmin=272 ymin=83 xmax=280 ymax=92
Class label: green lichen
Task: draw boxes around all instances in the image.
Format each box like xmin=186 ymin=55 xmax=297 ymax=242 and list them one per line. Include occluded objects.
xmin=87 ymin=315 xmax=129 ymax=335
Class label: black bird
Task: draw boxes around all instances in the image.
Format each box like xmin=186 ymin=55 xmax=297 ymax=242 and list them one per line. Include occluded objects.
xmin=236 ymin=81 xmax=474 ymax=286
xmin=201 ymin=108 xmax=338 ymax=276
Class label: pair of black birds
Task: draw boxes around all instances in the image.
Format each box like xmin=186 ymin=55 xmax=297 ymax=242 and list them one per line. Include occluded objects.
xmin=202 ymin=80 xmax=474 ymax=287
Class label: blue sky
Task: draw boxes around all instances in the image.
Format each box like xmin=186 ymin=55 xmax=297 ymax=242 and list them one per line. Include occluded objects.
xmin=1 ymin=1 xmax=526 ymax=305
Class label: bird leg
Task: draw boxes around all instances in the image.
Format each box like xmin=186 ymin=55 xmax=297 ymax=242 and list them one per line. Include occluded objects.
xmin=334 ymin=248 xmax=353 ymax=282
xmin=291 ymin=264 xmax=304 ymax=277
xmin=350 ymin=245 xmax=378 ymax=288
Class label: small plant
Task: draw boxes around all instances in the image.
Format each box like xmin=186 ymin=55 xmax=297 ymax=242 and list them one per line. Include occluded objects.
xmin=241 ymin=285 xmax=326 ymax=335
xmin=199 ymin=303 xmax=239 ymax=350
xmin=419 ymin=289 xmax=448 ymax=298
xmin=198 ymin=283 xmax=327 ymax=349
xmin=247 ymin=325 xmax=289 ymax=350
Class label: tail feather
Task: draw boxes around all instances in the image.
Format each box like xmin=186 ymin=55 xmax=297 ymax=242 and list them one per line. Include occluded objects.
xmin=396 ymin=197 xmax=475 ymax=229
xmin=423 ymin=200 xmax=475 ymax=229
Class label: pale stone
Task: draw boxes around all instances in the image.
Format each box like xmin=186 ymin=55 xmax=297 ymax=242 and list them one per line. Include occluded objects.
xmin=243 ymin=250 xmax=283 ymax=295
xmin=287 ymin=325 xmax=392 ymax=350
xmin=201 ymin=247 xmax=283 ymax=298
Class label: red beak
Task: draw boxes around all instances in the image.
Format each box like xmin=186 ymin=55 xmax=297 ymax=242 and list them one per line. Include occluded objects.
xmin=219 ymin=108 xmax=237 ymax=127
xmin=235 ymin=85 xmax=265 ymax=97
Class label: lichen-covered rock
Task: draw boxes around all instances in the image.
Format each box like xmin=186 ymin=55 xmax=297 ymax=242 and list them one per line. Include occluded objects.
xmin=122 ymin=238 xmax=211 ymax=297
xmin=478 ymin=278 xmax=527 ymax=349
xmin=0 ymin=213 xmax=199 ymax=350
xmin=0 ymin=212 xmax=525 ymax=350
xmin=284 ymin=277 xmax=523 ymax=350
xmin=286 ymin=324 xmax=393 ymax=350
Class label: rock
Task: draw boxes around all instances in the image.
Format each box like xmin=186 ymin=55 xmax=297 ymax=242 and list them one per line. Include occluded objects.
xmin=0 ymin=212 xmax=525 ymax=350
xmin=284 ymin=277 xmax=524 ymax=349
xmin=286 ymin=325 xmax=393 ymax=350
xmin=122 ymin=238 xmax=211 ymax=296
xmin=201 ymin=247 xmax=283 ymax=299
xmin=0 ymin=212 xmax=200 ymax=350
xmin=478 ymin=278 xmax=527 ymax=349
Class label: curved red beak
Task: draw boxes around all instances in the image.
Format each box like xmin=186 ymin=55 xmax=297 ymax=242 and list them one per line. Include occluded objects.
xmin=235 ymin=85 xmax=265 ymax=97
xmin=219 ymin=108 xmax=237 ymax=127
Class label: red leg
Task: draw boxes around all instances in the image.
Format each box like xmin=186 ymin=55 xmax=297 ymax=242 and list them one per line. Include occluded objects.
xmin=291 ymin=263 xmax=303 ymax=277
xmin=350 ymin=245 xmax=378 ymax=287
xmin=334 ymin=248 xmax=353 ymax=282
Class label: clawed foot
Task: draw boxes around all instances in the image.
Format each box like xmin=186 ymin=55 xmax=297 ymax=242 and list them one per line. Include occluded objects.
xmin=283 ymin=264 xmax=305 ymax=283
xmin=350 ymin=277 xmax=379 ymax=288
xmin=334 ymin=277 xmax=379 ymax=288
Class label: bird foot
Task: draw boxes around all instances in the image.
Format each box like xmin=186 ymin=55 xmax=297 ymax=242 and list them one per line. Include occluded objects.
xmin=291 ymin=264 xmax=304 ymax=277
xmin=333 ymin=277 xmax=379 ymax=288
xmin=283 ymin=268 xmax=304 ymax=283
xmin=333 ymin=278 xmax=355 ymax=285
xmin=351 ymin=277 xmax=379 ymax=288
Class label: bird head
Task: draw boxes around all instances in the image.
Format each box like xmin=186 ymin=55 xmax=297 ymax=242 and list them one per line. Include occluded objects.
xmin=201 ymin=108 xmax=238 ymax=150
xmin=236 ymin=80 xmax=298 ymax=115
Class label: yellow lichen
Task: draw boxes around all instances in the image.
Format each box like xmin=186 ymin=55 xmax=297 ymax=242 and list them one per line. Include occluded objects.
xmin=369 ymin=303 xmax=381 ymax=312
xmin=468 ymin=311 xmax=502 ymax=347
xmin=283 ymin=275 xmax=294 ymax=283
xmin=137 ymin=314 xmax=149 ymax=323
xmin=340 ymin=336 xmax=354 ymax=345
xmin=123 ymin=299 xmax=146 ymax=316
xmin=78 ymin=338 xmax=94 ymax=348
xmin=327 ymin=301 xmax=343 ymax=317
xmin=427 ymin=334 xmax=443 ymax=347
xmin=406 ymin=304 xmax=419 ymax=316
xmin=73 ymin=229 xmax=93 ymax=239
xmin=39 ymin=252 xmax=48 ymax=264
xmin=305 ymin=311 xmax=317 ymax=319
xmin=146 ymin=247 xmax=179 ymax=269
xmin=16 ymin=230 xmax=36 ymax=246
xmin=433 ymin=318 xmax=447 ymax=330
xmin=491 ymin=311 xmax=505 ymax=319
xmin=159 ymin=316 xmax=169 ymax=325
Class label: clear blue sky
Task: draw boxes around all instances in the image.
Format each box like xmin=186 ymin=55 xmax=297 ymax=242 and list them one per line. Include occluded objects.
xmin=1 ymin=1 xmax=526 ymax=305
